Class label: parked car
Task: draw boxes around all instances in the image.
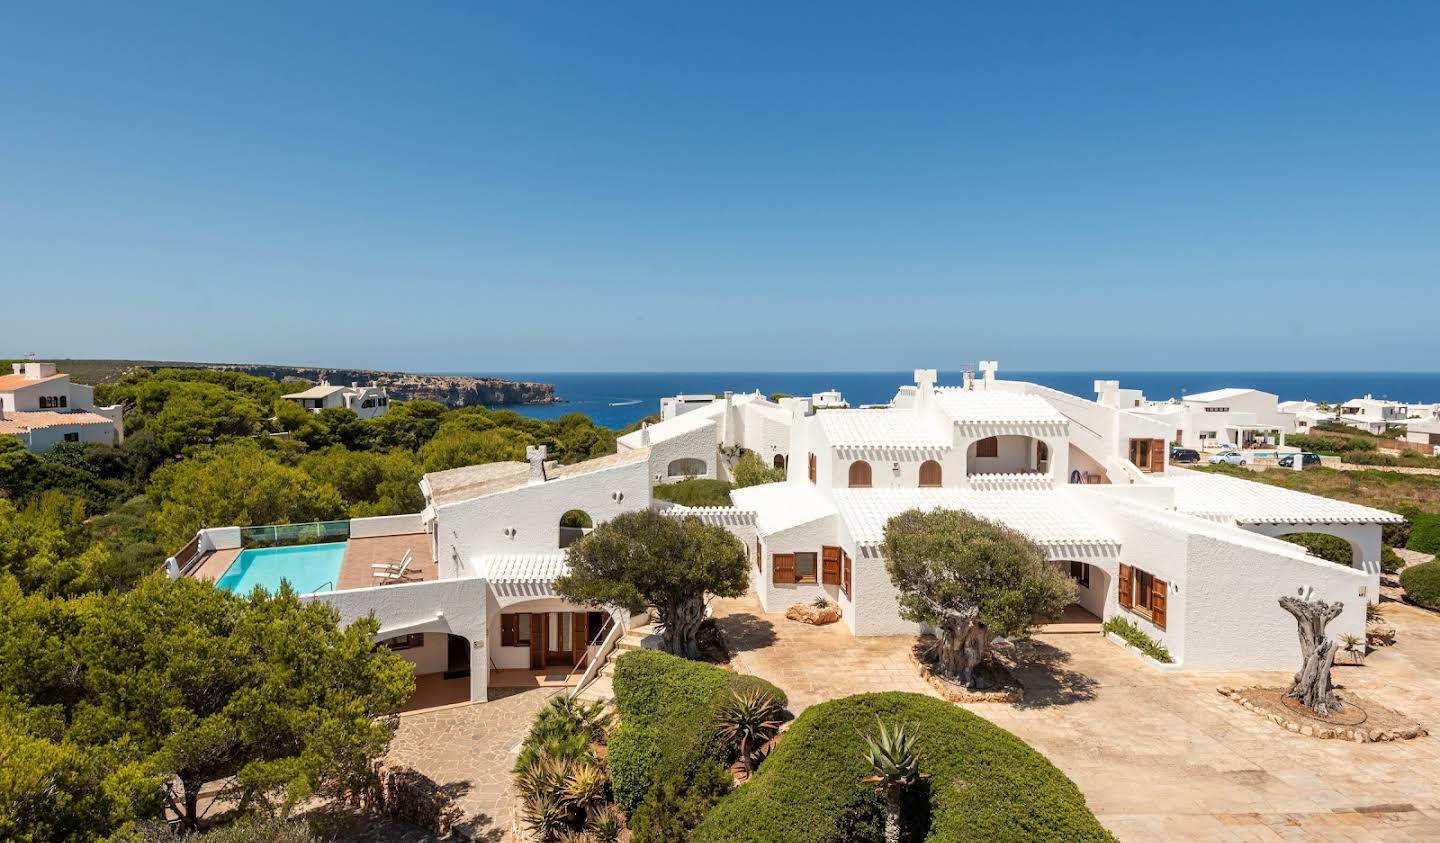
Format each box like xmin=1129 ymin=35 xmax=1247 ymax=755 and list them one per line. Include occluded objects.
xmin=1170 ymin=448 xmax=1201 ymax=464
xmin=1209 ymin=452 xmax=1247 ymax=466
xmin=1217 ymin=442 xmax=1239 ymax=451
xmin=1277 ymin=452 xmax=1322 ymax=468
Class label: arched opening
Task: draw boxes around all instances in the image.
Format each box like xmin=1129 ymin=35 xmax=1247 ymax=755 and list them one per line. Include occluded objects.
xmin=848 ymin=460 xmax=873 ymax=488
xmin=667 ymin=457 xmax=707 ymax=478
xmin=967 ymin=434 xmax=1045 ymax=476
xmin=919 ymin=460 xmax=942 ymax=487
xmin=773 ymin=453 xmax=786 ymax=470
xmin=559 ymin=509 xmax=593 ymax=549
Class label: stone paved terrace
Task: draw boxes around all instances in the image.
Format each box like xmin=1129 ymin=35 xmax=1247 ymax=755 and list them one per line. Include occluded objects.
xmin=337 ymin=532 xmax=437 ymax=590
xmin=712 ymin=591 xmax=1440 ymax=841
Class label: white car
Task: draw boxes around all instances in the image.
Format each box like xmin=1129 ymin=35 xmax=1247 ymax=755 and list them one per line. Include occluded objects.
xmin=1210 ymin=451 xmax=1247 ymax=466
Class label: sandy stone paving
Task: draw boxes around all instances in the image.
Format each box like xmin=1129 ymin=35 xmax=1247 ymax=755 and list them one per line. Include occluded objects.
xmin=712 ymin=591 xmax=1440 ymax=842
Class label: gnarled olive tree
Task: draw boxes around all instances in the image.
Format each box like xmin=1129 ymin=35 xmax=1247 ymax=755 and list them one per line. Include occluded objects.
xmin=882 ymin=509 xmax=1074 ymax=688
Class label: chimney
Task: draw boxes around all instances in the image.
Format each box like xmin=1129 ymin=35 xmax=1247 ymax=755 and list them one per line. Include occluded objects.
xmin=913 ymin=368 xmax=937 ymax=408
xmin=526 ymin=445 xmax=549 ymax=484
xmin=640 ymin=422 xmax=651 ymax=447
xmin=978 ymin=360 xmax=999 ymax=388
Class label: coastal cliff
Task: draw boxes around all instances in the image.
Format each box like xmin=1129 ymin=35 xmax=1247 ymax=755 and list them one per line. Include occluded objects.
xmin=207 ymin=364 xmax=557 ymax=408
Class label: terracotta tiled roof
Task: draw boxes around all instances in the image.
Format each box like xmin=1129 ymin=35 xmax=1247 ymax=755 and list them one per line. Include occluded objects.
xmin=0 ymin=372 xmax=67 ymax=391
xmin=0 ymin=410 xmax=115 ymax=435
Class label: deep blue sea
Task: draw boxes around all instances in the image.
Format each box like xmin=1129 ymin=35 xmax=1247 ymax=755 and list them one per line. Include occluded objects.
xmin=463 ymin=371 xmax=1440 ymax=431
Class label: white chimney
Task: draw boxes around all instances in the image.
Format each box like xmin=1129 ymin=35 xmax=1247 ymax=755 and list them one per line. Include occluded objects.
xmin=640 ymin=422 xmax=651 ymax=447
xmin=978 ymin=360 xmax=999 ymax=388
xmin=526 ymin=445 xmax=549 ymax=484
xmin=913 ymin=368 xmax=937 ymax=408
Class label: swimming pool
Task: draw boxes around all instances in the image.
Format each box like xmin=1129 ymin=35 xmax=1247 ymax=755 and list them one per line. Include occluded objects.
xmin=215 ymin=542 xmax=346 ymax=595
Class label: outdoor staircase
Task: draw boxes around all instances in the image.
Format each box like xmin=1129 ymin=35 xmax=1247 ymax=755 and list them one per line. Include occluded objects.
xmin=572 ymin=622 xmax=662 ymax=704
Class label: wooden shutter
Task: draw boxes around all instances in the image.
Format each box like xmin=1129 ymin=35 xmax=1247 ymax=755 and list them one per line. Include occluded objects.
xmin=773 ymin=553 xmax=795 ymax=585
xmin=821 ymin=546 xmax=841 ymax=585
xmin=808 ymin=453 xmax=817 ymax=483
xmin=529 ymin=614 xmax=545 ymax=669
xmin=755 ymin=539 xmax=762 ymax=572
xmin=1117 ymin=563 xmax=1133 ymax=609
xmin=919 ymin=460 xmax=941 ymax=487
xmin=572 ymin=613 xmax=588 ymax=665
xmin=1151 ymin=577 xmax=1168 ymax=630
xmin=1152 ymin=440 xmax=1166 ymax=473
xmin=842 ymin=551 xmax=852 ymax=598
xmin=975 ymin=437 xmax=998 ymax=458
xmin=500 ymin=614 xmax=516 ymax=647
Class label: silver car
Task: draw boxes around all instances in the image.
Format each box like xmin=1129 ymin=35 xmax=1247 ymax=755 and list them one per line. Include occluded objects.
xmin=1209 ymin=451 xmax=1247 ymax=466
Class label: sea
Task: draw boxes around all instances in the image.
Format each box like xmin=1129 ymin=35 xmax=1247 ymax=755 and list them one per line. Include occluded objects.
xmin=458 ymin=371 xmax=1440 ymax=431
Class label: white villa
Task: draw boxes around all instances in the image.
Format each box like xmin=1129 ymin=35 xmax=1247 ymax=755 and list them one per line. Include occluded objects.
xmin=176 ymin=363 xmax=1401 ymax=707
xmin=0 ymin=362 xmax=124 ymax=453
xmin=1334 ymin=394 xmax=1433 ymax=434
xmin=1123 ymin=385 xmax=1298 ymax=450
xmin=282 ymin=382 xmax=392 ymax=419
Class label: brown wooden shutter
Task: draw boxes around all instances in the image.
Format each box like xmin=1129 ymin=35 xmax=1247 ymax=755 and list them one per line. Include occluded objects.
xmin=1152 ymin=440 xmax=1166 ymax=473
xmin=821 ymin=546 xmax=841 ymax=585
xmin=501 ymin=614 xmax=516 ymax=647
xmin=919 ymin=460 xmax=941 ymax=487
xmin=572 ymin=613 xmax=588 ymax=665
xmin=755 ymin=539 xmax=762 ymax=571
xmin=976 ymin=437 xmax=998 ymax=458
xmin=1151 ymin=577 xmax=1168 ymax=630
xmin=529 ymin=614 xmax=545 ymax=669
xmin=842 ymin=551 xmax=852 ymax=598
xmin=1117 ymin=563 xmax=1133 ymax=609
xmin=808 ymin=453 xmax=817 ymax=483
xmin=773 ymin=553 xmax=795 ymax=585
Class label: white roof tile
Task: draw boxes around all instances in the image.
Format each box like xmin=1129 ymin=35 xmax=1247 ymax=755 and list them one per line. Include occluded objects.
xmin=1183 ymin=387 xmax=1263 ymax=402
xmin=830 ymin=488 xmax=1120 ymax=551
xmin=475 ymin=552 xmax=569 ymax=583
xmin=815 ymin=409 xmax=949 ymax=449
xmin=1159 ymin=470 xmax=1404 ymax=525
xmin=616 ymin=410 xmax=716 ymax=448
xmin=931 ymin=388 xmax=1068 ymax=426
xmin=729 ymin=482 xmax=838 ymax=535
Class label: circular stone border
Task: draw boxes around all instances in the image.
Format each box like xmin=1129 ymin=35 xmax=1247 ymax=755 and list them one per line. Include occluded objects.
xmin=909 ymin=644 xmax=1022 ymax=704
xmin=1218 ymin=686 xmax=1427 ymax=742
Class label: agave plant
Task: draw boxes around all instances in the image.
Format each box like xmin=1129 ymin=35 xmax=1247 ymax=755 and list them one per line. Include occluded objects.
xmin=562 ymin=761 xmax=609 ymax=819
xmin=556 ymin=830 xmax=590 ymax=843
xmin=515 ymin=756 xmax=575 ymax=804
xmin=861 ymin=719 xmax=929 ymax=843
xmin=586 ymin=804 xmax=625 ymax=843
xmin=521 ymin=792 xmax=571 ymax=842
xmin=715 ymin=688 xmax=785 ymax=774
xmin=1341 ymin=632 xmax=1366 ymax=664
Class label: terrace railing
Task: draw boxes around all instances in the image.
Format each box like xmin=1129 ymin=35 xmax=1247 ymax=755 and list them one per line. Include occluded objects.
xmin=240 ymin=520 xmax=350 ymax=549
xmin=172 ymin=533 xmax=206 ymax=576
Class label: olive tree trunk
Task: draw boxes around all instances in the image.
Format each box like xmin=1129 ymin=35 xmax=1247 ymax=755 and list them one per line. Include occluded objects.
xmin=884 ymin=791 xmax=902 ymax=843
xmin=657 ymin=594 xmax=706 ymax=660
xmin=931 ymin=614 xmax=993 ymax=688
xmin=1279 ymin=595 xmax=1344 ymax=716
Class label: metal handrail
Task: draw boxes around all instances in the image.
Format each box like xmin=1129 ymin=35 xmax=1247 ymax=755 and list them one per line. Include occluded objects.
xmin=560 ymin=611 xmax=623 ymax=701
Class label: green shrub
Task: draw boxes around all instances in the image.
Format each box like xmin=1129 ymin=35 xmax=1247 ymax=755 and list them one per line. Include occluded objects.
xmin=692 ymin=692 xmax=1113 ymax=843
xmin=1278 ymin=532 xmax=1354 ymax=565
xmin=1408 ymin=514 xmax=1440 ymax=555
xmin=609 ymin=650 xmax=786 ymax=814
xmin=1289 ymin=432 xmax=1374 ymax=454
xmin=1400 ymin=560 xmax=1440 ymax=610
xmin=1381 ymin=546 xmax=1405 ymax=575
xmin=650 ymin=478 xmax=735 ymax=507
xmin=1102 ymin=616 xmax=1174 ymax=663
xmin=733 ymin=450 xmax=786 ymax=488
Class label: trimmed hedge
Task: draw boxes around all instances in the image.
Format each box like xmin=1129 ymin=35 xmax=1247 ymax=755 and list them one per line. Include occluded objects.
xmin=692 ymin=692 xmax=1114 ymax=843
xmin=1278 ymin=532 xmax=1354 ymax=565
xmin=1408 ymin=514 xmax=1440 ymax=555
xmin=650 ymin=478 xmax=736 ymax=507
xmin=1400 ymin=560 xmax=1440 ymax=610
xmin=1381 ymin=546 xmax=1405 ymax=576
xmin=609 ymin=650 xmax=786 ymax=814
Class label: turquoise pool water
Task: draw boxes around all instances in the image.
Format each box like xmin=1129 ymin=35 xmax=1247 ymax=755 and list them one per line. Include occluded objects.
xmin=215 ymin=543 xmax=346 ymax=595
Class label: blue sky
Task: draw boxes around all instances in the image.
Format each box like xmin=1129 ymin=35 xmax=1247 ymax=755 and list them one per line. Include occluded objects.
xmin=2 ymin=2 xmax=1437 ymax=372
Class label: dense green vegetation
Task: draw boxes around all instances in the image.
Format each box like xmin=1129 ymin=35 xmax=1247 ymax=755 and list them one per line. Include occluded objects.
xmin=651 ymin=477 xmax=735 ymax=507
xmin=1400 ymin=560 xmax=1440 ymax=610
xmin=1278 ymin=532 xmax=1355 ymax=565
xmin=733 ymin=450 xmax=786 ymax=487
xmin=1289 ymin=427 xmax=1440 ymax=469
xmin=692 ymin=692 xmax=1113 ymax=843
xmin=608 ymin=650 xmax=786 ymax=841
xmin=1102 ymin=616 xmax=1174 ymax=663
xmin=0 ymin=576 xmax=414 ymax=840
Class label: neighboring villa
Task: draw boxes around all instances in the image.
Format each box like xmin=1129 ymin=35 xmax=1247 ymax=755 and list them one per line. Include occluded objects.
xmin=282 ymin=381 xmax=391 ymax=419
xmin=175 ymin=363 xmax=1400 ymax=708
xmin=1333 ymin=394 xmax=1440 ymax=434
xmin=1120 ymin=385 xmax=1298 ymax=450
xmin=0 ymin=362 xmax=124 ymax=453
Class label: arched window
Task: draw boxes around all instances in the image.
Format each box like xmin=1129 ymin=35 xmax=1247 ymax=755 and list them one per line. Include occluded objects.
xmin=848 ymin=460 xmax=873 ymax=488
xmin=919 ymin=460 xmax=942 ymax=487
xmin=773 ymin=453 xmax=786 ymax=470
xmin=667 ymin=458 xmax=707 ymax=477
xmin=974 ymin=437 xmax=999 ymax=458
xmin=558 ymin=510 xmax=593 ymax=549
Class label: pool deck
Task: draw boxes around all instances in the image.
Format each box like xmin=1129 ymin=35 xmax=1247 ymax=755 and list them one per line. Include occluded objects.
xmin=187 ymin=532 xmax=438 ymax=593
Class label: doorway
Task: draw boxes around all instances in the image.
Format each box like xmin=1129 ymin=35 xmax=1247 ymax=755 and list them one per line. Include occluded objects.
xmin=444 ymin=634 xmax=471 ymax=680
xmin=525 ymin=611 xmax=590 ymax=670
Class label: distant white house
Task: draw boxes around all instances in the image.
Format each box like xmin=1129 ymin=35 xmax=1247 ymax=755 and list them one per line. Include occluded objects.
xmin=618 ymin=391 xmax=794 ymax=483
xmin=282 ymin=382 xmax=391 ymax=419
xmin=1405 ymin=419 xmax=1440 ymax=453
xmin=0 ymin=362 xmax=124 ymax=453
xmin=1333 ymin=395 xmax=1430 ymax=434
xmin=1124 ymin=386 xmax=1296 ymax=450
